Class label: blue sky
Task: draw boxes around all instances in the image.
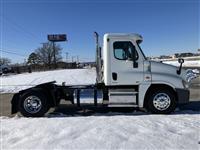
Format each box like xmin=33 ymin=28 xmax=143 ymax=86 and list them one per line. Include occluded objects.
xmin=1 ymin=0 xmax=199 ymax=63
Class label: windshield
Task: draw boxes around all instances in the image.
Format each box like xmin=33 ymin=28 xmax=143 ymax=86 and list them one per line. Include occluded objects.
xmin=136 ymin=41 xmax=147 ymax=60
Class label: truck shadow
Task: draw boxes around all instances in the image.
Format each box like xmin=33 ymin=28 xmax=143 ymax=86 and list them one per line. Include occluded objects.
xmin=178 ymin=101 xmax=200 ymax=111
xmin=47 ymin=101 xmax=200 ymax=117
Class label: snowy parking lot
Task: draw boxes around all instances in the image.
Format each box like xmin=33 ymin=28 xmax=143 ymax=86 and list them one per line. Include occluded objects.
xmin=0 ymin=68 xmax=95 ymax=93
xmin=0 ymin=68 xmax=200 ymax=149
xmin=1 ymin=112 xmax=200 ymax=150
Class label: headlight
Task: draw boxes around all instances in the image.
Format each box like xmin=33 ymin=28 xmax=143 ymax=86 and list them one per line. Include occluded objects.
xmin=186 ymin=69 xmax=199 ymax=82
xmin=186 ymin=73 xmax=197 ymax=83
xmin=186 ymin=74 xmax=192 ymax=82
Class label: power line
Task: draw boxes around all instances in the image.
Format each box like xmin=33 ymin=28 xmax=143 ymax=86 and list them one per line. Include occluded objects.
xmin=3 ymin=15 xmax=40 ymax=40
xmin=1 ymin=84 xmax=37 ymax=86
xmin=2 ymin=20 xmax=39 ymax=43
xmin=1 ymin=16 xmax=41 ymax=59
xmin=2 ymin=15 xmax=41 ymax=42
xmin=0 ymin=49 xmax=27 ymax=57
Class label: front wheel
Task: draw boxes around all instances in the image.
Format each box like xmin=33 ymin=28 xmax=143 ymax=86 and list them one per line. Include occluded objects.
xmin=19 ymin=90 xmax=49 ymax=117
xmin=146 ymin=89 xmax=176 ymax=114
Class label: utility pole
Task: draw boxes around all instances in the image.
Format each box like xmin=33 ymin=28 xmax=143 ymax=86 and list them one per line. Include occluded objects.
xmin=66 ymin=52 xmax=69 ymax=63
xmin=76 ymin=55 xmax=79 ymax=63
xmin=52 ymin=42 xmax=56 ymax=69
xmin=24 ymin=59 xmax=27 ymax=65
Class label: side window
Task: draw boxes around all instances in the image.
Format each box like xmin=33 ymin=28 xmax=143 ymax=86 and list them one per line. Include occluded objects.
xmin=114 ymin=48 xmax=127 ymax=60
xmin=113 ymin=41 xmax=138 ymax=60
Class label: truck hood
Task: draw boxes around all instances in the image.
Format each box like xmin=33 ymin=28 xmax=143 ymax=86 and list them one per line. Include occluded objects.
xmin=150 ymin=61 xmax=178 ymax=74
xmin=150 ymin=61 xmax=187 ymax=81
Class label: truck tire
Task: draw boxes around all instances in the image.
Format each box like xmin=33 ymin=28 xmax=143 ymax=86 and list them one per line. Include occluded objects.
xmin=146 ymin=89 xmax=176 ymax=114
xmin=19 ymin=90 xmax=49 ymax=117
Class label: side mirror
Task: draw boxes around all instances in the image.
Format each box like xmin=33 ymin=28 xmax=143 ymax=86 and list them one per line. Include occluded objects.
xmin=177 ymin=58 xmax=184 ymax=75
xmin=178 ymin=58 xmax=184 ymax=64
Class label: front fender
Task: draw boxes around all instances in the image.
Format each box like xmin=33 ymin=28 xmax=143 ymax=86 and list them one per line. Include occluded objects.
xmin=152 ymin=73 xmax=184 ymax=89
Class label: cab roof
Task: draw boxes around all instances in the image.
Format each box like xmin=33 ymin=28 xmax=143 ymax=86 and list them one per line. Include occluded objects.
xmin=104 ymin=33 xmax=143 ymax=42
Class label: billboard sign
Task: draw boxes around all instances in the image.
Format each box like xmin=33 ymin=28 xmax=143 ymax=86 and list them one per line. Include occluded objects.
xmin=48 ymin=34 xmax=67 ymax=42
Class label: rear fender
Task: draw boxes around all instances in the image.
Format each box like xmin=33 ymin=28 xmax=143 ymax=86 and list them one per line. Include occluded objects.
xmin=11 ymin=81 xmax=57 ymax=114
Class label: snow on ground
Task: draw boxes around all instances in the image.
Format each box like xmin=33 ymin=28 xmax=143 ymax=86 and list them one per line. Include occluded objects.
xmin=1 ymin=112 xmax=200 ymax=150
xmin=0 ymin=68 xmax=96 ymax=93
xmin=163 ymin=60 xmax=200 ymax=68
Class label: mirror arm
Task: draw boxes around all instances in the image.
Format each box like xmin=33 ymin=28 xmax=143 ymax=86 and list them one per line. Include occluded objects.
xmin=131 ymin=49 xmax=138 ymax=68
xmin=177 ymin=58 xmax=184 ymax=75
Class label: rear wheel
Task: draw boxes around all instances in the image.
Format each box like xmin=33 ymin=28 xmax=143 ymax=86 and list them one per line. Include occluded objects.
xmin=146 ymin=89 xmax=176 ymax=114
xmin=19 ymin=90 xmax=49 ymax=117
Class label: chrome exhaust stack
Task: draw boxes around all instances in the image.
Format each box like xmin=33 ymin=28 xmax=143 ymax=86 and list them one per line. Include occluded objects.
xmin=94 ymin=32 xmax=102 ymax=83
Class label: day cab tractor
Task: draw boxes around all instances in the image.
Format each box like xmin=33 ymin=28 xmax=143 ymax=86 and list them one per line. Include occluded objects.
xmin=11 ymin=33 xmax=190 ymax=117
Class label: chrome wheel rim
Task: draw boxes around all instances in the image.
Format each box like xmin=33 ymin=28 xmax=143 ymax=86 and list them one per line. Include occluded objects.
xmin=153 ymin=93 xmax=171 ymax=111
xmin=24 ymin=96 xmax=42 ymax=113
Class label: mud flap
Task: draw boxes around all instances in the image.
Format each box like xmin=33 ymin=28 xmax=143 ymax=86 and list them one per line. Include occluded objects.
xmin=11 ymin=93 xmax=20 ymax=114
xmin=176 ymin=88 xmax=190 ymax=105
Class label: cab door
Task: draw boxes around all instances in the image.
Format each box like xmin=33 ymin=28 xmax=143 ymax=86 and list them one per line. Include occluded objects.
xmin=110 ymin=39 xmax=144 ymax=85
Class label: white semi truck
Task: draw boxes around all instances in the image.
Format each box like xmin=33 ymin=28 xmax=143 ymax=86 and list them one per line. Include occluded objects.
xmin=11 ymin=33 xmax=190 ymax=117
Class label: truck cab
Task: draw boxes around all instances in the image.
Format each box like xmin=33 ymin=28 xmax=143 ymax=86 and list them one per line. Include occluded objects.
xmin=100 ymin=33 xmax=189 ymax=113
xmin=103 ymin=33 xmax=145 ymax=86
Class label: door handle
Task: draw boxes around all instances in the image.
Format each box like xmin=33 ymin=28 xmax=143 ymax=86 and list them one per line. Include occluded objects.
xmin=112 ymin=72 xmax=117 ymax=81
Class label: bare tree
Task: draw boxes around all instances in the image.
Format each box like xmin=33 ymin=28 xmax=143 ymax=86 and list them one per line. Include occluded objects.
xmin=0 ymin=57 xmax=11 ymax=65
xmin=35 ymin=42 xmax=62 ymax=69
